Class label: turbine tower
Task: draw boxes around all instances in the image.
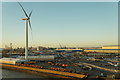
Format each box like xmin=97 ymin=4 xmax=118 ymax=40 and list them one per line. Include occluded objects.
xmin=18 ymin=2 xmax=32 ymax=60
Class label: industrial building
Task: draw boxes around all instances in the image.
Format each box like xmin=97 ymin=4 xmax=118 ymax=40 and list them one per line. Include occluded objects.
xmin=56 ymin=48 xmax=83 ymax=52
xmin=84 ymin=45 xmax=120 ymax=53
xmin=0 ymin=58 xmax=27 ymax=64
xmin=102 ymin=45 xmax=120 ymax=49
xmin=0 ymin=55 xmax=55 ymax=65
xmin=18 ymin=55 xmax=54 ymax=61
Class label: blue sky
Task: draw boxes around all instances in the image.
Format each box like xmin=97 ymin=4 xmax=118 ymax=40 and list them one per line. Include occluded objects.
xmin=2 ymin=2 xmax=118 ymax=48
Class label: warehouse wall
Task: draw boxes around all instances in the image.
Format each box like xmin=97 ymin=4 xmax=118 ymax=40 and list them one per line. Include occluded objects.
xmin=102 ymin=46 xmax=120 ymax=49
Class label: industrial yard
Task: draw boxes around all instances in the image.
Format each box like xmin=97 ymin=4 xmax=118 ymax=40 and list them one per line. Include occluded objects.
xmin=1 ymin=45 xmax=120 ymax=79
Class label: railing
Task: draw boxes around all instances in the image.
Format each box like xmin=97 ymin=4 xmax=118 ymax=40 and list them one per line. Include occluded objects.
xmin=1 ymin=63 xmax=87 ymax=78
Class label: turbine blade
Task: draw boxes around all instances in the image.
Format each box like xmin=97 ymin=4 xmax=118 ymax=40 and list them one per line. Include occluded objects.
xmin=29 ymin=11 xmax=32 ymax=17
xmin=18 ymin=2 xmax=28 ymax=18
xmin=29 ymin=20 xmax=32 ymax=30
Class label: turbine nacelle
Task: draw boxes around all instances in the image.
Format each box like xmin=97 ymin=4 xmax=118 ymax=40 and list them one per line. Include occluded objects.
xmin=22 ymin=18 xmax=29 ymax=20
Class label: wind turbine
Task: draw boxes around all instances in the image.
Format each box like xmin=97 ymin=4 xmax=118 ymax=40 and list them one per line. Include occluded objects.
xmin=18 ymin=2 xmax=32 ymax=60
